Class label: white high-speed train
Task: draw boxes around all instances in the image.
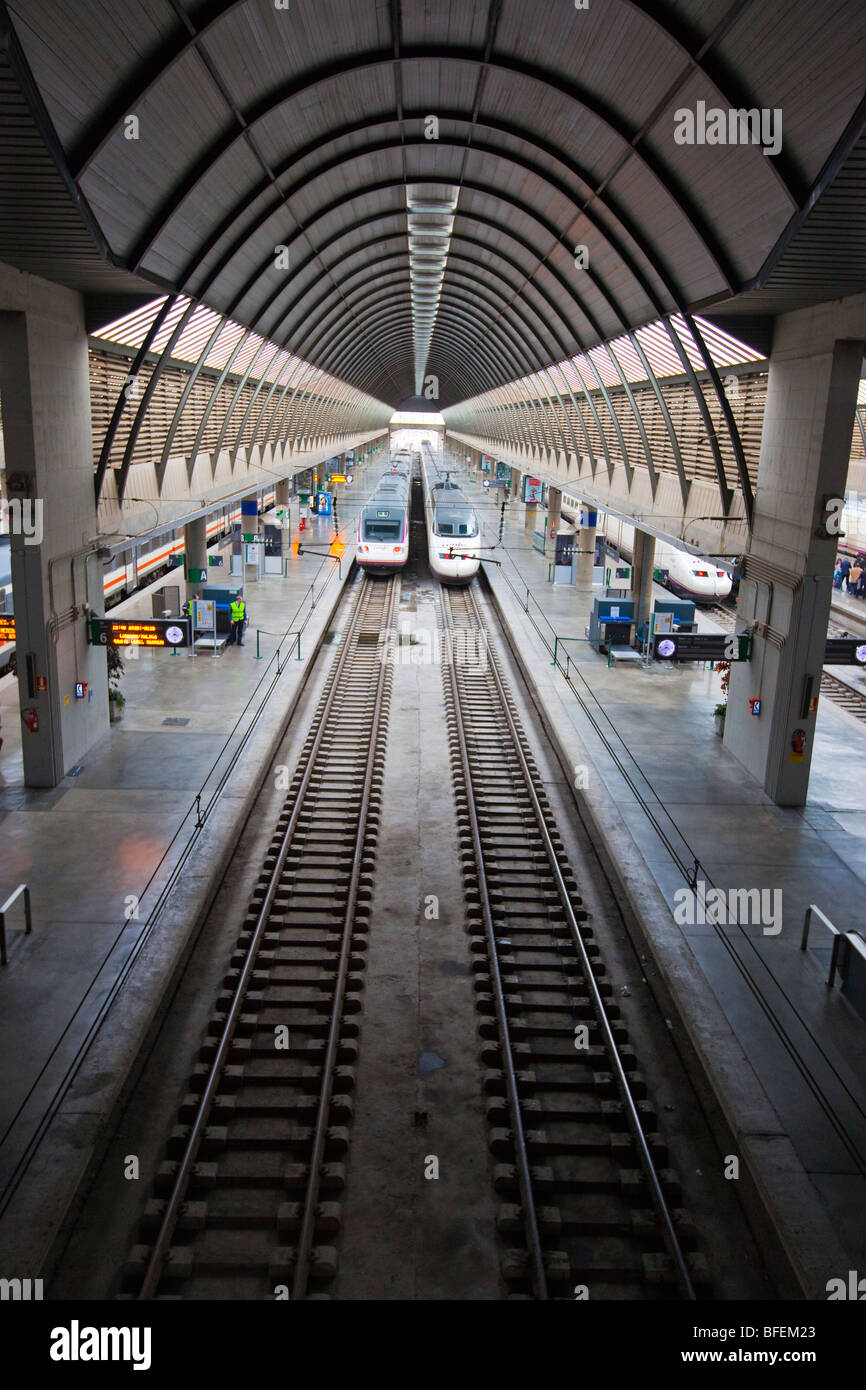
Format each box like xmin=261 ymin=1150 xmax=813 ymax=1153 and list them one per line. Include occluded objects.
xmin=356 ymin=464 xmax=411 ymax=575
xmin=592 ymin=513 xmax=732 ymax=603
xmin=421 ymin=445 xmax=481 ymax=585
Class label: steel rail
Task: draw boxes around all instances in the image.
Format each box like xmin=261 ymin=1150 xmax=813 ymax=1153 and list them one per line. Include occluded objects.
xmin=439 ymin=587 xmax=548 ymax=1299
xmin=455 ymin=582 xmax=697 ymax=1301
xmin=137 ymin=572 xmax=387 ymax=1298
xmin=291 ymin=573 xmax=397 ymax=1298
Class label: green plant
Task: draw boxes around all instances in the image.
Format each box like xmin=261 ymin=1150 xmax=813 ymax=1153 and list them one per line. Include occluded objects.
xmin=713 ymin=701 xmax=727 ymax=718
xmin=106 ymin=644 xmax=124 ymax=691
xmin=107 ymin=645 xmax=126 ymax=707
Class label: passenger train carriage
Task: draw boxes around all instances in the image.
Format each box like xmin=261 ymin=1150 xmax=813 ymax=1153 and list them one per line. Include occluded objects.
xmin=356 ymin=465 xmax=411 ymax=575
xmin=421 ymin=445 xmax=481 ymax=585
xmin=577 ymin=509 xmax=733 ymax=603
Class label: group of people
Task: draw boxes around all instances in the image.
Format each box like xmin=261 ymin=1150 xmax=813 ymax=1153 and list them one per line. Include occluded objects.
xmin=834 ymin=556 xmax=866 ymax=598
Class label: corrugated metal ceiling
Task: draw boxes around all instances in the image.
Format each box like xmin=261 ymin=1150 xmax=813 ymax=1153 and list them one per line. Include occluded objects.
xmin=1 ymin=0 xmax=865 ymax=407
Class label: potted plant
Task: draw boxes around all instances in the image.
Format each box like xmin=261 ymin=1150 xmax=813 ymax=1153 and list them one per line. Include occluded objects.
xmin=107 ymin=645 xmax=125 ymax=724
xmin=713 ymin=660 xmax=731 ymax=736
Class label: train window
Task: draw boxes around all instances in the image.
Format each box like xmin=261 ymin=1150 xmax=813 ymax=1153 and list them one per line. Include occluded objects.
xmin=363 ymin=519 xmax=401 ymax=540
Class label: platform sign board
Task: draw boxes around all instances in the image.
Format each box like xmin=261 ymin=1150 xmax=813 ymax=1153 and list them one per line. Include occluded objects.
xmin=209 ymin=554 xmax=224 ymax=567
xmin=654 ymin=633 xmax=750 ymax=662
xmin=824 ymin=637 xmax=866 ymax=666
xmin=0 ymin=615 xmax=15 ymax=644
xmin=187 ymin=567 xmax=207 ymax=583
xmin=522 ymin=476 xmax=543 ymax=503
xmin=90 ymin=617 xmax=191 ymax=649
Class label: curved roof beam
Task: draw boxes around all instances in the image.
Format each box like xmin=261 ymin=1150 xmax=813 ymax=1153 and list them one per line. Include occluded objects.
xmin=127 ymin=71 xmax=737 ymax=293
xmin=326 ymin=302 xmax=507 ymax=398
xmin=307 ymin=269 xmax=557 ymax=397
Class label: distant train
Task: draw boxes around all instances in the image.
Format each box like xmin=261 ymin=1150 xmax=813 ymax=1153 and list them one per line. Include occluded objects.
xmin=356 ymin=464 xmax=411 ymax=575
xmin=421 ymin=445 xmax=481 ymax=585
xmin=589 ymin=513 xmax=733 ymax=603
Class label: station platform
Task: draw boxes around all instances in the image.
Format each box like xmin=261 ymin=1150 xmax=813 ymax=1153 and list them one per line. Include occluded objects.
xmin=456 ymin=463 xmax=866 ymax=1295
xmin=0 ymin=474 xmax=373 ymax=1270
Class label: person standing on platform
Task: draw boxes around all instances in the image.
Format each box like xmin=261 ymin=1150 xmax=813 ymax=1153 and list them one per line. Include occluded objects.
xmin=849 ymin=560 xmax=862 ymax=596
xmin=229 ymin=594 xmax=247 ymax=646
xmin=839 ymin=556 xmax=851 ymax=591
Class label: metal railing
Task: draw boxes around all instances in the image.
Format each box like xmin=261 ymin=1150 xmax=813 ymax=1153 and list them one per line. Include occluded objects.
xmin=0 ymin=884 xmax=32 ymax=966
xmin=801 ymin=904 xmax=866 ymax=992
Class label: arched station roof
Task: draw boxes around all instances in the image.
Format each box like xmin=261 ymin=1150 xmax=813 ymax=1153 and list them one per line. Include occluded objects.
xmin=2 ymin=0 xmax=865 ymax=408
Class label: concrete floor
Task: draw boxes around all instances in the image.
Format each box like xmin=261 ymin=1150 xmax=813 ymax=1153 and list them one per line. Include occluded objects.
xmin=452 ymin=458 xmax=866 ymax=1272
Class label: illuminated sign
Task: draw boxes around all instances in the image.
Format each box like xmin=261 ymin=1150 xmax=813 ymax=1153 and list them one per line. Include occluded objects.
xmin=522 ymin=476 xmax=543 ymax=503
xmin=90 ymin=618 xmax=191 ymax=649
xmin=0 ymin=615 xmax=15 ymax=644
xmin=654 ymin=633 xmax=751 ymax=662
xmin=824 ymin=637 xmax=866 ymax=666
xmin=329 ymin=474 xmax=348 ymax=483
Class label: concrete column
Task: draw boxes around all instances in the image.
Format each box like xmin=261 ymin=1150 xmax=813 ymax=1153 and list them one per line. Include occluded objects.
xmin=576 ymin=501 xmax=597 ymax=590
xmin=726 ymin=301 xmax=865 ymax=805
xmin=275 ymin=479 xmax=290 ymax=510
xmin=510 ymin=467 xmax=523 ymax=501
xmin=546 ymin=486 xmax=562 ymax=556
xmin=184 ymin=516 xmax=207 ymax=603
xmin=0 ymin=269 xmax=108 ymax=787
xmin=630 ymin=527 xmax=655 ymax=629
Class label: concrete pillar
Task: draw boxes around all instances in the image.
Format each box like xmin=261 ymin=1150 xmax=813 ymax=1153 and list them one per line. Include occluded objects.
xmin=275 ymin=478 xmax=290 ymax=510
xmin=546 ymin=486 xmax=562 ymax=556
xmin=630 ymin=527 xmax=655 ymax=629
xmin=184 ymin=516 xmax=208 ymax=604
xmin=576 ymin=501 xmax=597 ymax=590
xmin=510 ymin=467 xmax=523 ymax=501
xmin=0 ymin=269 xmax=108 ymax=787
xmin=726 ymin=302 xmax=865 ymax=805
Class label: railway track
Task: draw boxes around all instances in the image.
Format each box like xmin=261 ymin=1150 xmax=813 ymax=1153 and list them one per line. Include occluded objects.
xmin=820 ymin=669 xmax=866 ymax=722
xmin=124 ymin=573 xmax=397 ymax=1299
xmin=439 ymin=583 xmax=706 ymax=1300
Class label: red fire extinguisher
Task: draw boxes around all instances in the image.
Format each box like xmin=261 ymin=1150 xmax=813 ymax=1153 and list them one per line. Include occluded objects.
xmin=22 ymin=708 xmax=39 ymax=733
xmin=791 ymin=728 xmax=806 ymax=755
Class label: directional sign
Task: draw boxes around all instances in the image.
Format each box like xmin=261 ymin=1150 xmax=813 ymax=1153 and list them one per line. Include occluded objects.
xmin=90 ymin=618 xmax=191 ymax=649
xmin=824 ymin=637 xmax=866 ymax=666
xmin=0 ymin=615 xmax=15 ymax=644
xmin=655 ymin=632 xmax=751 ymax=662
xmin=187 ymin=567 xmax=207 ymax=583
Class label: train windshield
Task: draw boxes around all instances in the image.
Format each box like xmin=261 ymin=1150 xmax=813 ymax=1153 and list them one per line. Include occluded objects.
xmin=434 ymin=507 xmax=478 ymax=538
xmin=362 ymin=516 xmax=402 ymax=541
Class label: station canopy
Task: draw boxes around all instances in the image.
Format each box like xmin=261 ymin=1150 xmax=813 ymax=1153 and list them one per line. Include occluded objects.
xmin=1 ymin=0 xmax=865 ymax=410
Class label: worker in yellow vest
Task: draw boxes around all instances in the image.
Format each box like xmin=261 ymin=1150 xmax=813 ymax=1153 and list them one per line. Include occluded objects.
xmin=229 ymin=595 xmax=247 ymax=647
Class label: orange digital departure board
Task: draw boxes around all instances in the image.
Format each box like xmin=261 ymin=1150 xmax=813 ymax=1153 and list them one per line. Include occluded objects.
xmin=0 ymin=615 xmax=15 ymax=644
xmin=90 ymin=618 xmax=190 ymax=648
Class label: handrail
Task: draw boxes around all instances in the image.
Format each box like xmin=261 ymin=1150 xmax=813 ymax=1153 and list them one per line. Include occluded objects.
xmin=801 ymin=904 xmax=866 ymax=989
xmin=0 ymin=883 xmax=32 ymax=966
